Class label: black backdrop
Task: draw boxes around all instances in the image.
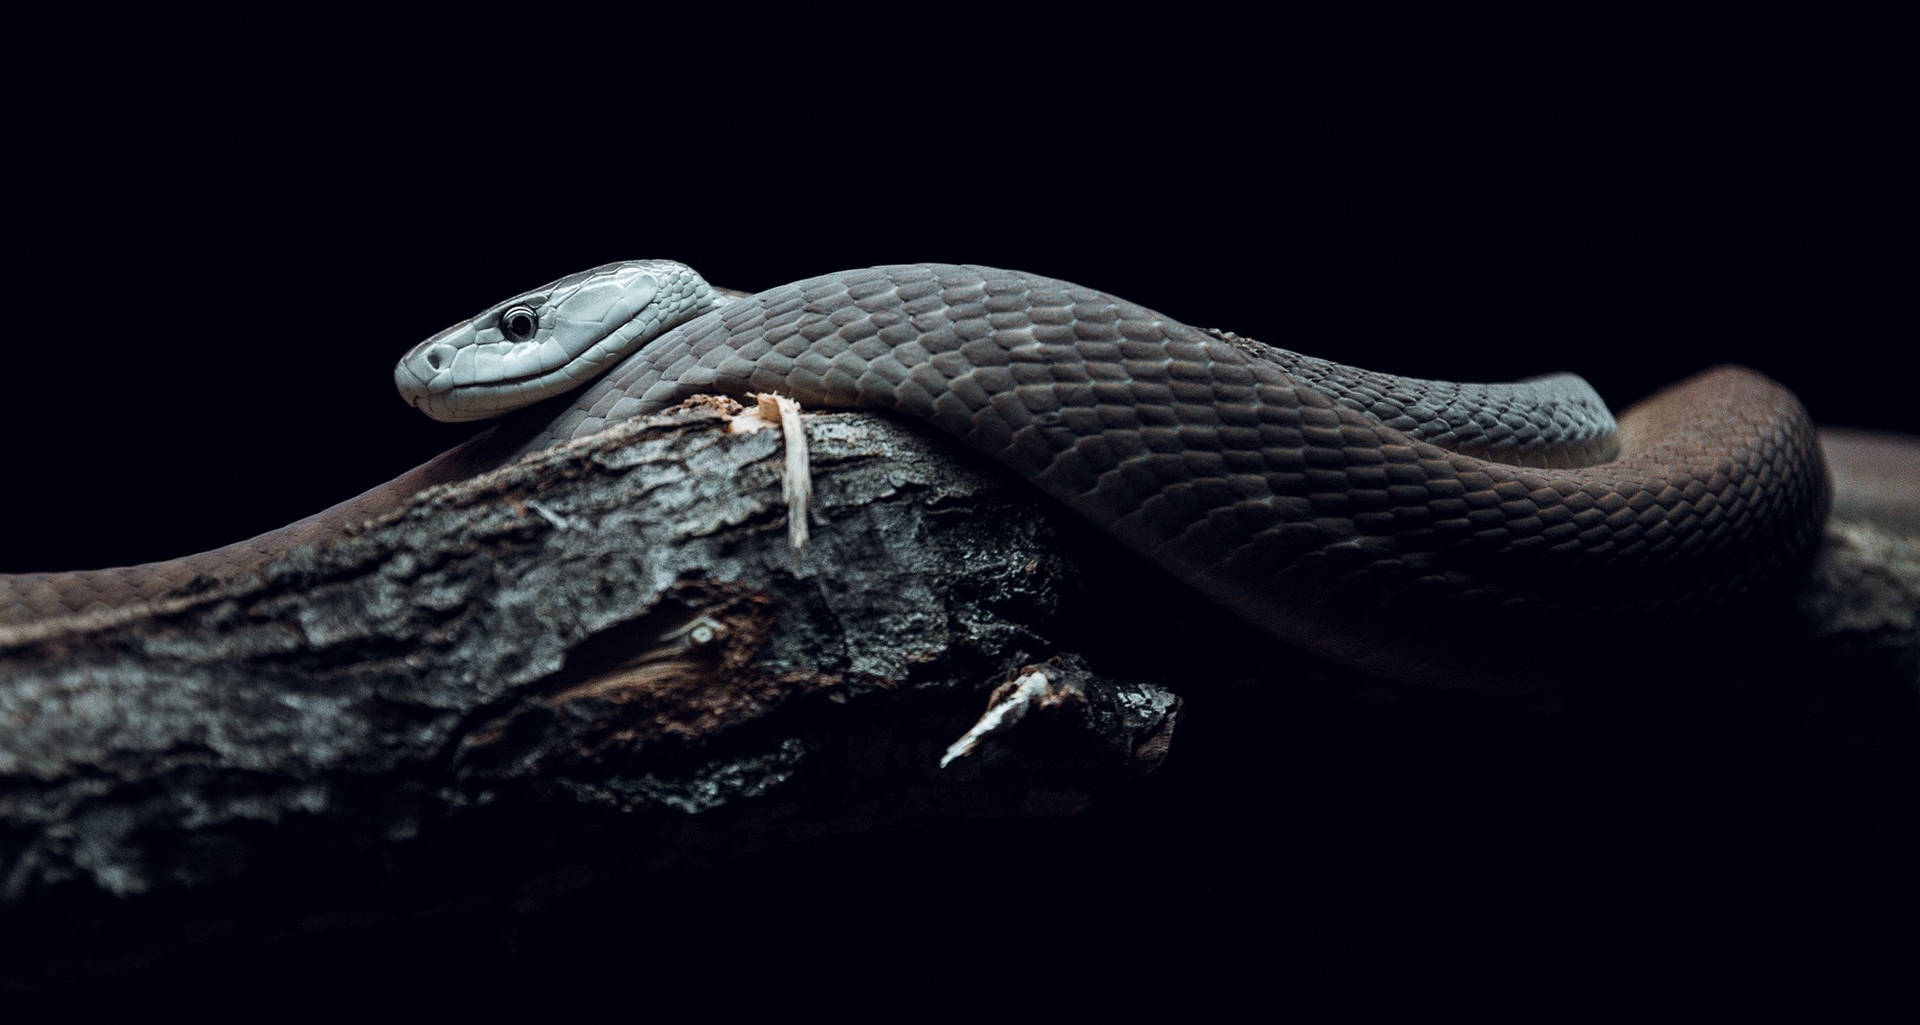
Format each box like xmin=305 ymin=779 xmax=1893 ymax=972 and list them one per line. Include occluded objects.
xmin=2 ymin=25 xmax=1910 ymax=1001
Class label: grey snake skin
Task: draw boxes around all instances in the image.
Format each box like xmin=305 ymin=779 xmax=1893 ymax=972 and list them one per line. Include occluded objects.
xmin=1 ymin=264 xmax=1832 ymax=684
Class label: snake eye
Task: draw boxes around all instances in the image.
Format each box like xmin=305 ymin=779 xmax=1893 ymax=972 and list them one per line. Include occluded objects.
xmin=497 ymin=305 xmax=538 ymax=342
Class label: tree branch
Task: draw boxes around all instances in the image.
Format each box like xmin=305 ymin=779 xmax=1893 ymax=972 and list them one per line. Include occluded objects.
xmin=3 ymin=396 xmax=1915 ymax=991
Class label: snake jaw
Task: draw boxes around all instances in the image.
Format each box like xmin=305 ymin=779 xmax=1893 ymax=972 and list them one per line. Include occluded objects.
xmin=393 ymin=259 xmax=721 ymax=423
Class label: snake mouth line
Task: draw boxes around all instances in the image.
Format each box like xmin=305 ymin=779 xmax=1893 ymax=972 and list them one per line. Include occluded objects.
xmin=415 ymin=319 xmax=651 ymax=405
xmin=450 ymin=362 xmax=586 ymax=399
xmin=411 ymin=359 xmax=611 ymax=422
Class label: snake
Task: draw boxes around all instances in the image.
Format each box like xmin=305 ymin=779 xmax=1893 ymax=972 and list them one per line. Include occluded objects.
xmin=0 ymin=260 xmax=1838 ymax=684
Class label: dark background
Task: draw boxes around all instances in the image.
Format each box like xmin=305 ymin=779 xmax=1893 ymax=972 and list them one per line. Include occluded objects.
xmin=2 ymin=17 xmax=1910 ymax=1003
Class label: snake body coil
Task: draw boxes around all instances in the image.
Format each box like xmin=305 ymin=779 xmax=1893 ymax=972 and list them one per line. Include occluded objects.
xmin=2 ymin=263 xmax=1831 ymax=684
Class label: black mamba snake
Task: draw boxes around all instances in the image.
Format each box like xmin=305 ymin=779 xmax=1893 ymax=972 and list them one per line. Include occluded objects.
xmin=0 ymin=261 xmax=1836 ymax=683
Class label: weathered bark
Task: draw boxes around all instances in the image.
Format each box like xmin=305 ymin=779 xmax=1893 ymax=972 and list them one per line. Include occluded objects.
xmin=2 ymin=400 xmax=1191 ymax=989
xmin=2 ymin=397 xmax=1915 ymax=991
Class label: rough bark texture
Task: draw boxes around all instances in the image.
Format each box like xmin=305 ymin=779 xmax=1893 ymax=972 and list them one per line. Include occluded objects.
xmin=2 ymin=397 xmax=1915 ymax=994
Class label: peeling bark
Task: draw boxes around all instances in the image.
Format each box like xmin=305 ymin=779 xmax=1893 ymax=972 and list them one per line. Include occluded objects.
xmin=1 ymin=398 xmax=1915 ymax=992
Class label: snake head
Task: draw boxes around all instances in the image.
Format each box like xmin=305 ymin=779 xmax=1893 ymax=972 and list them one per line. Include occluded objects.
xmin=394 ymin=259 xmax=721 ymax=422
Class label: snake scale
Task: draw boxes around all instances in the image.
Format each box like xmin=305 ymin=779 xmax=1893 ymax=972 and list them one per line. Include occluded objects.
xmin=0 ymin=261 xmax=1832 ymax=683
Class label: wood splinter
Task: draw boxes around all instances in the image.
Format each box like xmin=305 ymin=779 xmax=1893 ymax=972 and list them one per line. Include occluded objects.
xmin=728 ymin=392 xmax=812 ymax=552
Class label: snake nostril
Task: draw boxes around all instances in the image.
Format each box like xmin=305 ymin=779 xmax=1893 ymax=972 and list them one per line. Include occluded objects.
xmin=422 ymin=343 xmax=455 ymax=374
